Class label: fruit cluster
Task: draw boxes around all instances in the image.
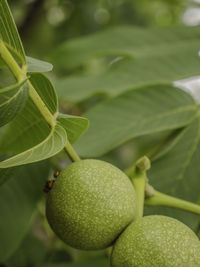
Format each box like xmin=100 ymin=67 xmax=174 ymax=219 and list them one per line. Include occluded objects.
xmin=46 ymin=159 xmax=200 ymax=266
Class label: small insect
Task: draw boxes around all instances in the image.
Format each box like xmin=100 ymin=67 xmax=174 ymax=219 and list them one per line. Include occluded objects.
xmin=44 ymin=170 xmax=60 ymax=193
xmin=54 ymin=170 xmax=60 ymax=178
xmin=44 ymin=179 xmax=55 ymax=193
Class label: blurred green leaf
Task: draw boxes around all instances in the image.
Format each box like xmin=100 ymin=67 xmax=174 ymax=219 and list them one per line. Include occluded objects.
xmin=75 ymin=84 xmax=198 ymax=157
xmin=26 ymin=56 xmax=53 ymax=73
xmin=46 ymin=249 xmax=72 ymax=264
xmin=54 ymin=25 xmax=200 ymax=102
xmin=0 ymin=153 xmax=15 ymax=185
xmin=37 ymin=260 xmax=109 ymax=267
xmin=0 ymin=160 xmax=49 ymax=261
xmin=29 ymin=73 xmax=58 ymax=115
xmin=56 ymin=48 xmax=200 ymax=103
xmin=53 ymin=25 xmax=200 ymax=70
xmin=0 ymin=79 xmax=28 ymax=127
xmin=0 ymin=57 xmax=5 ymax=68
xmin=5 ymin=233 xmax=47 ymax=267
xmin=0 ymin=0 xmax=25 ymax=63
xmin=57 ymin=114 xmax=89 ymax=144
xmin=145 ymin=119 xmax=200 ymax=230
xmin=0 ymin=166 xmax=14 ymax=186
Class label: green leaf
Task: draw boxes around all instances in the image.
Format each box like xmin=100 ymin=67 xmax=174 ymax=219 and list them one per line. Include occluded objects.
xmin=4 ymin=233 xmax=47 ymax=267
xmin=0 ymin=161 xmax=50 ymax=261
xmin=0 ymin=153 xmax=15 ymax=186
xmin=0 ymin=98 xmax=67 ymax=168
xmin=29 ymin=73 xmax=58 ymax=115
xmin=57 ymin=113 xmax=89 ymax=144
xmin=0 ymin=98 xmax=51 ymax=155
xmin=0 ymin=70 xmax=67 ymax=168
xmin=0 ymin=56 xmax=6 ymax=68
xmin=54 ymin=26 xmax=200 ymax=102
xmin=45 ymin=249 xmax=72 ymax=264
xmin=75 ymin=84 xmax=198 ymax=157
xmin=145 ymin=119 xmax=200 ymax=230
xmin=0 ymin=0 xmax=25 ymax=63
xmin=26 ymin=56 xmax=53 ymax=73
xmin=0 ymin=166 xmax=14 ymax=186
xmin=37 ymin=260 xmax=109 ymax=267
xmin=0 ymin=79 xmax=28 ymax=127
xmin=53 ymin=25 xmax=200 ymax=70
xmin=0 ymin=124 xmax=66 ymax=168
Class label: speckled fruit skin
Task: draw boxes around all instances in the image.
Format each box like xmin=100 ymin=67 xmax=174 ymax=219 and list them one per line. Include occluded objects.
xmin=46 ymin=159 xmax=137 ymax=250
xmin=111 ymin=215 xmax=200 ymax=267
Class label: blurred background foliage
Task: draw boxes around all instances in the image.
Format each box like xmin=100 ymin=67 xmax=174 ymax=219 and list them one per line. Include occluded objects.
xmin=9 ymin=0 xmax=199 ymax=114
xmin=10 ymin=0 xmax=187 ymax=57
xmin=1 ymin=0 xmax=200 ymax=266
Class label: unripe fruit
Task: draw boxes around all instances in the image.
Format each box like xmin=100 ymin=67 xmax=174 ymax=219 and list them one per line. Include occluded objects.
xmin=111 ymin=215 xmax=200 ymax=267
xmin=46 ymin=159 xmax=137 ymax=250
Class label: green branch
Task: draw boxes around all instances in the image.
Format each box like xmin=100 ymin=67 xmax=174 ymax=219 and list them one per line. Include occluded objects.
xmin=145 ymin=190 xmax=200 ymax=215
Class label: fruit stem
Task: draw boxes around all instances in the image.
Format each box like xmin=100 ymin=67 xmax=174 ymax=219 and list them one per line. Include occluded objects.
xmin=127 ymin=156 xmax=151 ymax=218
xmin=133 ymin=177 xmax=146 ymax=218
xmin=64 ymin=139 xmax=80 ymax=162
xmin=145 ymin=190 xmax=200 ymax=215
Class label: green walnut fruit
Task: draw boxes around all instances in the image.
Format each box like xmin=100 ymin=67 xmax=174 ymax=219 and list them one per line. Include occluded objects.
xmin=111 ymin=215 xmax=200 ymax=267
xmin=46 ymin=159 xmax=137 ymax=250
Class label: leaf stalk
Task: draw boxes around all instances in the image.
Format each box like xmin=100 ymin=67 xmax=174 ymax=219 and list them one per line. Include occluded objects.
xmin=64 ymin=139 xmax=80 ymax=162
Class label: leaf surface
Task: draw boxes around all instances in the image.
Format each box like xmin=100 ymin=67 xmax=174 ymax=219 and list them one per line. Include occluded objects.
xmin=0 ymin=166 xmax=14 ymax=186
xmin=0 ymin=0 xmax=25 ymax=62
xmin=0 ymin=72 xmax=68 ymax=168
xmin=4 ymin=233 xmax=47 ymax=267
xmin=29 ymin=73 xmax=58 ymax=115
xmin=0 ymin=79 xmax=28 ymax=126
xmin=145 ymin=119 xmax=200 ymax=230
xmin=0 ymin=123 xmax=66 ymax=168
xmin=54 ymin=26 xmax=200 ymax=102
xmin=0 ymin=98 xmax=50 ymax=155
xmin=53 ymin=25 xmax=200 ymax=70
xmin=0 ymin=96 xmax=66 ymax=168
xmin=37 ymin=261 xmax=109 ymax=267
xmin=26 ymin=56 xmax=53 ymax=73
xmin=0 ymin=161 xmax=49 ymax=261
xmin=57 ymin=113 xmax=89 ymax=144
xmin=75 ymin=84 xmax=198 ymax=157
